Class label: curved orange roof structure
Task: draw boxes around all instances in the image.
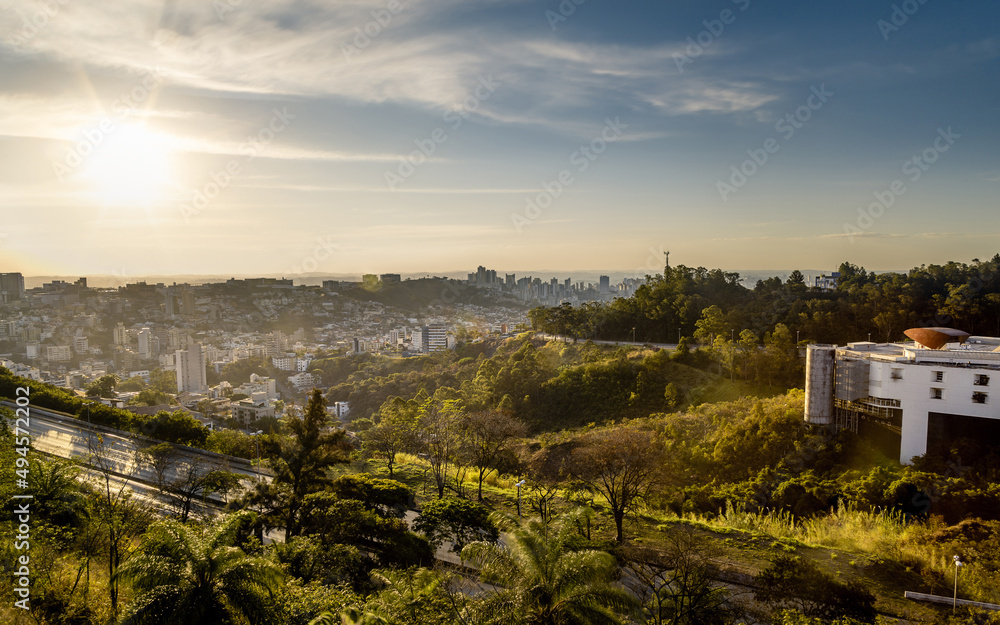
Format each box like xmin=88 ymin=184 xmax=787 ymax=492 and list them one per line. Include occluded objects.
xmin=903 ymin=327 xmax=970 ymax=350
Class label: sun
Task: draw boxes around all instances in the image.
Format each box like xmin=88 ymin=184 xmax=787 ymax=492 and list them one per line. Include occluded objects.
xmin=81 ymin=123 xmax=175 ymax=208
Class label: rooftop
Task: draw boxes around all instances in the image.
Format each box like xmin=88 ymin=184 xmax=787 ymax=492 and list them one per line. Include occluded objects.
xmin=838 ymin=335 xmax=1000 ymax=369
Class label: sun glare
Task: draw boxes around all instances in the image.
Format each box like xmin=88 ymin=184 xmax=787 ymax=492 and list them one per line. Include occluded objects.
xmin=81 ymin=123 xmax=175 ymax=208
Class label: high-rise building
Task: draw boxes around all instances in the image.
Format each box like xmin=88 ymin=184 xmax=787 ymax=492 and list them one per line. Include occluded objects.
xmin=410 ymin=328 xmax=425 ymax=353
xmin=164 ymin=288 xmax=177 ymax=317
xmin=180 ymin=289 xmax=196 ymax=315
xmin=426 ymin=324 xmax=448 ymax=352
xmin=599 ymin=275 xmax=610 ymax=294
xmin=176 ymin=344 xmax=208 ymax=393
xmin=137 ymin=328 xmax=153 ymax=359
xmin=45 ymin=345 xmax=72 ymax=362
xmin=0 ymin=273 xmax=25 ymax=303
xmin=113 ymin=323 xmax=128 ymax=346
xmin=167 ymin=327 xmax=189 ymax=350
xmin=265 ymin=331 xmax=287 ymax=357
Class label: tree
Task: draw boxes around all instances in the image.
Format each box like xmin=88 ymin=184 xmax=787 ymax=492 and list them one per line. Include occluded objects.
xmin=269 ymin=389 xmax=351 ymax=538
xmin=462 ymin=510 xmax=637 ymax=624
xmin=462 ymin=409 xmax=527 ymax=501
xmin=166 ymin=461 xmax=243 ymax=522
xmin=753 ymin=555 xmax=876 ymax=623
xmin=362 ymin=396 xmax=420 ymax=477
xmin=137 ymin=411 xmax=209 ymax=446
xmin=693 ymin=306 xmax=727 ymax=345
xmin=570 ymin=427 xmax=664 ymax=542
xmin=87 ymin=431 xmax=152 ymax=618
xmin=417 ymin=399 xmax=465 ymax=499
xmin=413 ymin=497 xmax=498 ymax=556
xmin=117 ymin=375 xmax=147 ymax=392
xmin=330 ymin=473 xmax=412 ymax=518
xmin=86 ymin=374 xmax=119 ymax=398
xmin=623 ymin=525 xmax=744 ymax=625
xmin=116 ymin=511 xmax=285 ymax=625
xmin=299 ymin=493 xmax=433 ymax=569
xmin=663 ymin=383 xmax=681 ymax=412
xmin=148 ymin=368 xmax=177 ymax=393
xmin=129 ymin=388 xmax=174 ymax=407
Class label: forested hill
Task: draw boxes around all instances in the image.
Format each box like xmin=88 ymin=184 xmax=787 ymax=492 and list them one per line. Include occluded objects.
xmin=528 ymin=256 xmax=1000 ymax=346
xmin=342 ymin=277 xmax=526 ymax=311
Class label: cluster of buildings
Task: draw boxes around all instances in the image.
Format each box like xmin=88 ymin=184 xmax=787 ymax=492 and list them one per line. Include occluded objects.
xmin=466 ymin=265 xmax=646 ymax=304
xmin=351 ymin=323 xmax=456 ymax=354
xmin=0 ymin=270 xmax=530 ymax=431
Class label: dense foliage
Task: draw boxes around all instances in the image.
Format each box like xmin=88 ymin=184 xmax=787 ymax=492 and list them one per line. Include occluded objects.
xmin=529 ymin=257 xmax=1000 ymax=346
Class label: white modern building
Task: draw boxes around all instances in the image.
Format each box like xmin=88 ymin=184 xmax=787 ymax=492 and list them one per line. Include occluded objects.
xmin=176 ymin=344 xmax=208 ymax=393
xmin=45 ymin=345 xmax=72 ymax=362
xmin=805 ymin=328 xmax=1000 ymax=464
xmin=426 ymin=324 xmax=448 ymax=352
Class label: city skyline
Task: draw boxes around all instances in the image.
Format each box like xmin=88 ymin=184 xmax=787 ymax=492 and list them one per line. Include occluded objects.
xmin=1 ymin=1 xmax=997 ymax=276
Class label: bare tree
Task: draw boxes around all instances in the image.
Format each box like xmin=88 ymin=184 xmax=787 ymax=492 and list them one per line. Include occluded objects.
xmin=418 ymin=400 xmax=464 ymax=499
xmin=622 ymin=525 xmax=746 ymax=625
xmin=85 ymin=431 xmax=152 ymax=618
xmin=462 ymin=410 xmax=527 ymax=501
xmin=570 ymin=427 xmax=663 ymax=542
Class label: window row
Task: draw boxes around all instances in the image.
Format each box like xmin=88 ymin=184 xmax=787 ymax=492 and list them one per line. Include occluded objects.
xmin=929 ymin=388 xmax=990 ymax=404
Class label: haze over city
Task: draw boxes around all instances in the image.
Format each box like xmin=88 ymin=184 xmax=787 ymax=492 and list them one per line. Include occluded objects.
xmin=1 ymin=0 xmax=997 ymax=277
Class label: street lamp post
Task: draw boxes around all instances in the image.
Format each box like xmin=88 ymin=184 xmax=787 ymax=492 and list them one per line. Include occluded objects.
xmin=631 ymin=327 xmax=636 ymax=343
xmin=953 ymin=555 xmax=963 ymax=613
xmin=515 ymin=479 xmax=526 ymax=517
xmin=253 ymin=430 xmax=264 ymax=484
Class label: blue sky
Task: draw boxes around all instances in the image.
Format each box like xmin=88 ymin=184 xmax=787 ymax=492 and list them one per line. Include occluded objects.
xmin=0 ymin=0 xmax=997 ymax=278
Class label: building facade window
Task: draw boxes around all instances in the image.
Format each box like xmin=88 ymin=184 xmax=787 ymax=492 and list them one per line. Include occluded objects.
xmin=972 ymin=391 xmax=988 ymax=404
xmin=933 ymin=371 xmax=944 ymax=382
xmin=931 ymin=388 xmax=943 ymax=400
xmin=891 ymin=368 xmax=903 ymax=380
xmin=974 ymin=374 xmax=990 ymax=386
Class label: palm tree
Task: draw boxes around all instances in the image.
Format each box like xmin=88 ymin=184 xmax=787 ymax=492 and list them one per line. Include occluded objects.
xmin=462 ymin=509 xmax=637 ymax=625
xmin=116 ymin=511 xmax=284 ymax=625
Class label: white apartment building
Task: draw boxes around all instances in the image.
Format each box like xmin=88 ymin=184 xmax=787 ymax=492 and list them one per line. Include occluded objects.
xmin=328 ymin=401 xmax=350 ymax=420
xmin=45 ymin=345 xmax=72 ymax=362
xmin=73 ymin=336 xmax=89 ymax=353
xmin=288 ymin=372 xmax=318 ymax=391
xmin=176 ymin=344 xmax=208 ymax=393
xmin=232 ymin=392 xmax=275 ymax=425
xmin=805 ymin=329 xmax=1000 ymax=464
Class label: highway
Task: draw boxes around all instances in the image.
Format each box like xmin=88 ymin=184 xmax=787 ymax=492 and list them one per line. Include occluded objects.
xmin=3 ymin=400 xmax=271 ymax=516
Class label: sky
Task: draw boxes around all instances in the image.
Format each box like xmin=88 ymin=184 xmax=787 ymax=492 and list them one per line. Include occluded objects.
xmin=0 ymin=0 xmax=997 ymax=279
